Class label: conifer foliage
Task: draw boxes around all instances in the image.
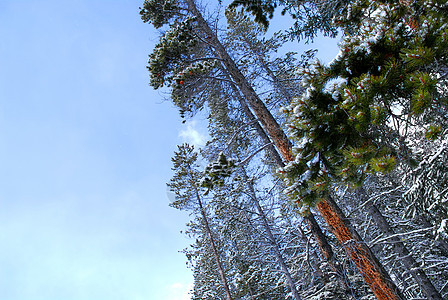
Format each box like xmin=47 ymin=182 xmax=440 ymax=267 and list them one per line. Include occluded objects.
xmin=142 ymin=0 xmax=448 ymax=299
xmin=281 ymin=0 xmax=448 ymax=209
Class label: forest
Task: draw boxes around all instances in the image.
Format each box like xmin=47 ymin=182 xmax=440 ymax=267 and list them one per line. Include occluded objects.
xmin=140 ymin=0 xmax=448 ymax=299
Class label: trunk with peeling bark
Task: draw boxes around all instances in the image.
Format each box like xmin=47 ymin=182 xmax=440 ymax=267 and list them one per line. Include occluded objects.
xmin=316 ymin=197 xmax=403 ymax=300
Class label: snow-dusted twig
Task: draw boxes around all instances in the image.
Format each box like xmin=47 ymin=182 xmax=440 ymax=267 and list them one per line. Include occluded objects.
xmin=368 ymin=226 xmax=434 ymax=247
xmin=238 ymin=142 xmax=275 ymax=166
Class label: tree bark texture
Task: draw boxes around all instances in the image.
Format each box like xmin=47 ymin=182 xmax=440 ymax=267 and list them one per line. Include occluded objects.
xmin=316 ymin=196 xmax=403 ymax=300
xmin=185 ymin=1 xmax=403 ymax=299
xmin=362 ymin=196 xmax=442 ymax=300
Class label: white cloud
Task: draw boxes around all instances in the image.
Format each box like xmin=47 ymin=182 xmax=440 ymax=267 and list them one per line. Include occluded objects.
xmin=163 ymin=282 xmax=193 ymax=300
xmin=178 ymin=121 xmax=206 ymax=148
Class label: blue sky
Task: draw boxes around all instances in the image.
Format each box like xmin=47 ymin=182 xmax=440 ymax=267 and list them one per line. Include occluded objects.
xmin=0 ymin=0 xmax=201 ymax=299
xmin=0 ymin=1 xmax=339 ymax=299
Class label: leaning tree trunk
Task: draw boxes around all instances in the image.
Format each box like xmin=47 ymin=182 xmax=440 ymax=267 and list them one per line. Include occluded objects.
xmin=226 ymin=71 xmax=353 ymax=295
xmin=247 ymin=46 xmax=355 ymax=296
xmin=185 ymin=1 xmax=403 ymax=299
xmin=193 ymin=185 xmax=233 ymax=300
xmin=240 ymin=166 xmax=302 ymax=300
xmin=359 ymin=189 xmax=442 ymax=300
xmin=226 ymin=80 xmax=284 ymax=167
xmin=302 ymin=208 xmax=354 ymax=295
xmin=316 ymin=196 xmax=403 ymax=300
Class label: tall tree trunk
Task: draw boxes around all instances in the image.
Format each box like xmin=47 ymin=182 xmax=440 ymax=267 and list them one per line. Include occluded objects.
xmin=187 ymin=2 xmax=293 ymax=163
xmin=253 ymin=51 xmax=295 ymax=102
xmin=185 ymin=1 xmax=403 ymax=299
xmin=247 ymin=46 xmax=356 ymax=296
xmin=302 ymin=209 xmax=355 ymax=295
xmin=228 ymin=72 xmax=353 ymax=295
xmin=194 ymin=184 xmax=233 ymax=300
xmin=316 ymin=196 xmax=403 ymax=300
xmin=240 ymin=166 xmax=302 ymax=300
xmin=359 ymin=190 xmax=443 ymax=300
xmin=227 ymin=81 xmax=284 ymax=167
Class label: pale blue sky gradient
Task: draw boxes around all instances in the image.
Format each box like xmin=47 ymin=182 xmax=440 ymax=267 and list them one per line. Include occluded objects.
xmin=0 ymin=1 xmax=339 ymax=299
xmin=0 ymin=1 xmax=196 ymax=299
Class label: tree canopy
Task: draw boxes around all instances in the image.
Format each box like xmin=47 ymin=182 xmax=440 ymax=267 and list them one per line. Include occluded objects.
xmin=141 ymin=0 xmax=448 ymax=299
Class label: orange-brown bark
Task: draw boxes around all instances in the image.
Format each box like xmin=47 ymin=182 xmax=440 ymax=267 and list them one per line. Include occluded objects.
xmin=186 ymin=1 xmax=403 ymax=299
xmin=316 ymin=199 xmax=402 ymax=300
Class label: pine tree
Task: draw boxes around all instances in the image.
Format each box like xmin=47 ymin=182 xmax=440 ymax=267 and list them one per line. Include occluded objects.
xmin=224 ymin=12 xmax=364 ymax=295
xmin=225 ymin=8 xmax=308 ymax=106
xmin=207 ymin=132 xmax=303 ymax=299
xmin=200 ymin=54 xmax=373 ymax=299
xmin=280 ymin=1 xmax=447 ymax=299
xmin=168 ymin=144 xmax=233 ymax=300
xmin=228 ymin=0 xmax=344 ymax=40
xmin=337 ymin=172 xmax=448 ymax=299
xmin=197 ymin=67 xmax=362 ymax=298
xmin=359 ymin=186 xmax=443 ymax=299
xmin=141 ymin=1 xmax=403 ymax=299
xmin=402 ymin=133 xmax=448 ymax=243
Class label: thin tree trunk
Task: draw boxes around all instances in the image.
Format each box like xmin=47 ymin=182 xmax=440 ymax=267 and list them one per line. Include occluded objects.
xmin=185 ymin=1 xmax=403 ymax=299
xmin=240 ymin=166 xmax=302 ymax=300
xmin=253 ymin=52 xmax=295 ymax=102
xmin=302 ymin=209 xmax=355 ymax=295
xmin=249 ymin=46 xmax=356 ymax=295
xmin=227 ymin=81 xmax=284 ymax=167
xmin=187 ymin=1 xmax=293 ymax=163
xmin=228 ymin=73 xmax=354 ymax=295
xmin=296 ymin=222 xmax=327 ymax=282
xmin=193 ymin=184 xmax=233 ymax=300
xmin=360 ymin=190 xmax=442 ymax=300
xmin=419 ymin=216 xmax=448 ymax=256
xmin=225 ymin=60 xmax=358 ymax=289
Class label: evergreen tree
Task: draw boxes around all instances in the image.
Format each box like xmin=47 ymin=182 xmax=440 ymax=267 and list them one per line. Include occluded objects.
xmin=282 ymin=0 xmax=448 ymax=200
xmin=141 ymin=1 xmax=403 ymax=299
xmin=280 ymin=0 xmax=447 ymax=299
xmin=204 ymin=121 xmax=303 ymax=299
xmin=140 ymin=0 xmax=293 ymax=160
xmin=335 ymin=171 xmax=448 ymax=299
xmin=402 ymin=132 xmax=448 ymax=242
xmin=224 ymin=12 xmax=363 ymax=296
xmin=200 ymin=70 xmax=372 ymax=299
xmin=228 ymin=0 xmax=348 ymax=40
xmin=168 ymin=144 xmax=233 ymax=299
xmin=225 ymin=8 xmax=308 ymax=107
